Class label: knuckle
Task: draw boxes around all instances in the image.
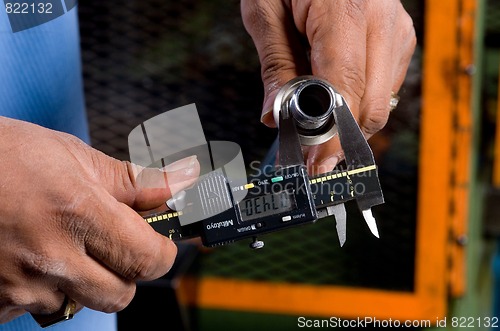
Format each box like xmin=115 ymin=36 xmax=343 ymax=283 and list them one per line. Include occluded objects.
xmin=401 ymin=14 xmax=416 ymax=41
xmin=360 ymin=98 xmax=390 ymax=136
xmin=122 ymin=240 xmax=177 ymax=281
xmin=118 ymin=160 xmax=138 ymax=205
xmin=0 ymin=288 xmax=32 ymax=309
xmin=103 ymin=300 xmax=128 ymax=313
xmin=402 ymin=11 xmax=415 ymax=31
xmin=338 ymin=0 xmax=368 ymax=25
xmin=308 ymin=0 xmax=366 ymax=40
xmin=407 ymin=25 xmax=417 ymax=51
xmin=19 ymin=251 xmax=54 ymax=279
xmin=338 ymin=67 xmax=365 ymax=105
xmin=307 ymin=0 xmax=329 ymax=19
xmin=0 ymin=291 xmax=18 ymax=308
xmin=396 ymin=5 xmax=416 ymax=43
xmin=241 ymin=0 xmax=271 ymax=34
xmin=260 ymin=48 xmax=297 ymax=86
xmin=400 ymin=24 xmax=416 ymax=61
xmin=122 ymin=249 xmax=159 ymax=280
xmin=55 ymin=193 xmax=99 ymax=246
xmin=15 ymin=243 xmax=67 ymax=280
xmin=345 ymin=0 xmax=367 ymax=15
xmin=101 ymin=286 xmax=135 ymax=313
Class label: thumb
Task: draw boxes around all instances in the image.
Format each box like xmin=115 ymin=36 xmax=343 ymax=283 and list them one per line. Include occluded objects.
xmin=130 ymin=156 xmax=200 ymax=210
xmin=241 ymin=0 xmax=310 ymax=127
xmin=90 ymin=150 xmax=200 ymax=210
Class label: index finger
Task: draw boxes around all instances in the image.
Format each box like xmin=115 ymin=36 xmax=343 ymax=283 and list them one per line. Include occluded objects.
xmin=291 ymin=1 xmax=368 ymax=173
xmin=295 ymin=0 xmax=368 ymax=116
xmin=61 ymin=187 xmax=177 ymax=281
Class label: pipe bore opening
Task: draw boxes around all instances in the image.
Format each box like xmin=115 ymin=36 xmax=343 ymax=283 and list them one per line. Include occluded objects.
xmin=297 ymin=83 xmax=332 ymax=118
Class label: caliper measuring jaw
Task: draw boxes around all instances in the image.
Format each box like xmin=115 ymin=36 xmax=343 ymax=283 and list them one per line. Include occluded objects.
xmin=273 ymin=76 xmax=384 ymax=246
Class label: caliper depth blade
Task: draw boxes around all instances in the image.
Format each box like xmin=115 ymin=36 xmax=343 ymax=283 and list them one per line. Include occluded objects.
xmin=317 ymin=204 xmax=347 ymax=247
xmin=330 ymin=204 xmax=347 ymax=247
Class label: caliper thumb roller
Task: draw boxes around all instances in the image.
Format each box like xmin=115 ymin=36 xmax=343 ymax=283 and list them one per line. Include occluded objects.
xmin=143 ymin=75 xmax=384 ymax=249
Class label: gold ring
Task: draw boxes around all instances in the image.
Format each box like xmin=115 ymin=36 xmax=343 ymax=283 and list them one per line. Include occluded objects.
xmin=389 ymin=92 xmax=400 ymax=111
xmin=31 ymin=296 xmax=77 ymax=328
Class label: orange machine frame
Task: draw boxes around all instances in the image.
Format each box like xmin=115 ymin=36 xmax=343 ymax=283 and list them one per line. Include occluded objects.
xmin=180 ymin=0 xmax=476 ymax=322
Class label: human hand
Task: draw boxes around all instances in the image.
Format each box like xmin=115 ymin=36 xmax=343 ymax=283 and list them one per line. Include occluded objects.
xmin=0 ymin=117 xmax=200 ymax=323
xmin=241 ymin=0 xmax=416 ymax=174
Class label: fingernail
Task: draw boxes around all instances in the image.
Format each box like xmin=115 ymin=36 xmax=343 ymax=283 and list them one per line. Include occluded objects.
xmin=164 ymin=155 xmax=197 ymax=173
xmin=166 ymin=190 xmax=187 ymax=211
xmin=261 ymin=90 xmax=279 ymax=128
xmin=164 ymin=156 xmax=199 ymax=195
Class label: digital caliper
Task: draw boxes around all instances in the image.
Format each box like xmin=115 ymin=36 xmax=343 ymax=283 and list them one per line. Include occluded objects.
xmin=142 ymin=76 xmax=384 ymax=248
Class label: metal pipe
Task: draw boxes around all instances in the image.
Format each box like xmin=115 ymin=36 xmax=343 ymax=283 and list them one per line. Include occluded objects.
xmin=273 ymin=76 xmax=341 ymax=145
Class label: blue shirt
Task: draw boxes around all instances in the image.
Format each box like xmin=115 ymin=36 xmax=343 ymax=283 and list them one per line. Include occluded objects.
xmin=0 ymin=3 xmax=115 ymax=330
xmin=0 ymin=1 xmax=89 ymax=139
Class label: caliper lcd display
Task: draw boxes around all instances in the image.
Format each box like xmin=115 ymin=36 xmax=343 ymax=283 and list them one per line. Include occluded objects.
xmin=240 ymin=190 xmax=297 ymax=222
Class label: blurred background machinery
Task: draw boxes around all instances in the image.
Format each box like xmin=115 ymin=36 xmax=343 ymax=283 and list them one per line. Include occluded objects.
xmin=77 ymin=0 xmax=498 ymax=329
